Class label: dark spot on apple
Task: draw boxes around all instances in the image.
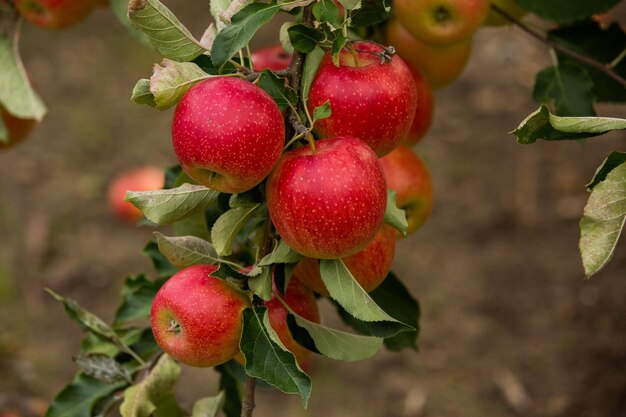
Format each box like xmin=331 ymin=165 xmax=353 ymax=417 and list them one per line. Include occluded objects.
xmin=434 ymin=5 xmax=451 ymax=23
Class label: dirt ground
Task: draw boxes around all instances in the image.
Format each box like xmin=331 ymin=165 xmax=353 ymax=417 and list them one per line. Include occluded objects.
xmin=1 ymin=4 xmax=626 ymax=417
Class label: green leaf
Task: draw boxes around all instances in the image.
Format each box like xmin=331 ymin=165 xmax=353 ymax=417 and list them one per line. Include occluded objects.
xmin=384 ymin=189 xmax=408 ymax=236
xmin=319 ymin=259 xmax=405 ymax=325
xmin=300 ymin=46 xmax=325 ymax=108
xmin=125 ymin=183 xmax=219 ymax=225
xmin=312 ymin=100 xmax=331 ymax=124
xmin=211 ymin=3 xmax=281 ymax=67
xmin=248 ymin=265 xmax=272 ymax=300
xmin=210 ymin=0 xmax=235 ymax=31
xmin=154 ymin=232 xmax=221 ymax=269
xmin=0 ymin=118 xmax=7 ymax=144
xmin=109 ymin=0 xmax=150 ymax=44
xmin=74 ymin=354 xmax=133 ymax=384
xmin=131 ymin=79 xmax=156 ymax=106
xmin=512 ymin=104 xmax=626 ymax=144
xmin=150 ymin=59 xmax=211 ymax=110
xmin=257 ymin=70 xmax=298 ymax=112
xmin=313 ymin=0 xmax=342 ymax=28
xmin=533 ymin=61 xmax=596 ymax=117
xmin=279 ymin=22 xmax=296 ymax=54
xmin=191 ymin=392 xmax=225 ymax=417
xmin=240 ymin=307 xmax=311 ymax=406
xmin=259 ymin=240 xmax=301 ymax=266
xmin=515 ymin=0 xmax=621 ymax=24
xmin=0 ymin=31 xmax=46 ymax=120
xmin=45 ymin=373 xmax=126 ymax=417
xmin=214 ymin=364 xmax=242 ymax=417
xmin=143 ymin=241 xmax=178 ymax=278
xmin=114 ymin=274 xmax=167 ymax=327
xmin=348 ymin=0 xmax=391 ymax=27
xmin=278 ymin=0 xmax=314 ymax=11
xmin=128 ymin=0 xmax=207 ymax=61
xmin=331 ymin=29 xmax=346 ymax=66
xmin=288 ymin=24 xmax=326 ymax=53
xmin=211 ymin=204 xmax=261 ymax=256
xmin=337 ymin=0 xmax=360 ymax=11
xmin=120 ymin=355 xmax=182 ymax=417
xmin=579 ymin=162 xmax=626 ymax=278
xmin=587 ymin=151 xmax=626 ymax=191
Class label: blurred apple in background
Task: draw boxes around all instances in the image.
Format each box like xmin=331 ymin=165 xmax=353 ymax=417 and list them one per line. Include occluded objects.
xmin=107 ymin=166 xmax=164 ymax=223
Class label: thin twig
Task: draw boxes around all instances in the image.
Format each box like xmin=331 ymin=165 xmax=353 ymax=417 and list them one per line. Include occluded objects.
xmin=241 ymin=376 xmax=257 ymax=417
xmin=492 ymin=4 xmax=626 ymax=87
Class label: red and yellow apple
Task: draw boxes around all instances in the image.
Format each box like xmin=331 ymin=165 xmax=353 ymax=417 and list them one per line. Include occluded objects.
xmin=267 ymin=136 xmax=387 ymax=259
xmin=385 ymin=18 xmax=472 ymax=89
xmin=307 ymin=41 xmax=417 ymax=156
xmin=251 ymin=45 xmax=292 ymax=71
xmin=484 ymin=0 xmax=527 ymax=26
xmin=295 ymin=223 xmax=396 ymax=296
xmin=172 ymin=77 xmax=285 ymax=193
xmin=403 ymin=65 xmax=435 ymax=145
xmin=150 ymin=264 xmax=251 ymax=367
xmin=107 ymin=166 xmax=164 ymax=223
xmin=265 ymin=277 xmax=320 ymax=367
xmin=14 ymin=0 xmax=95 ymax=29
xmin=393 ymin=0 xmax=490 ymax=45
xmin=380 ymin=146 xmax=434 ymax=235
xmin=0 ymin=106 xmax=36 ymax=150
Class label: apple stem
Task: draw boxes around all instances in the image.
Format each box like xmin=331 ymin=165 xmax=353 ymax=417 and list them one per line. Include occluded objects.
xmin=241 ymin=376 xmax=257 ymax=417
xmin=347 ymin=44 xmax=361 ymax=67
xmin=306 ymin=133 xmax=317 ymax=154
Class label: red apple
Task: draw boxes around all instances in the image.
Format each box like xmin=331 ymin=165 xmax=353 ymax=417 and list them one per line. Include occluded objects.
xmin=394 ymin=0 xmax=490 ymax=45
xmin=385 ymin=18 xmax=472 ymax=89
xmin=151 ymin=264 xmax=251 ymax=367
xmin=107 ymin=166 xmax=164 ymax=223
xmin=251 ymin=45 xmax=292 ymax=71
xmin=484 ymin=0 xmax=526 ymax=26
xmin=267 ymin=136 xmax=387 ymax=259
xmin=265 ymin=277 xmax=320 ymax=367
xmin=0 ymin=106 xmax=36 ymax=150
xmin=307 ymin=41 xmax=417 ymax=157
xmin=379 ymin=146 xmax=433 ymax=235
xmin=15 ymin=0 xmax=95 ymax=29
xmin=295 ymin=223 xmax=396 ymax=296
xmin=172 ymin=77 xmax=285 ymax=193
xmin=403 ymin=65 xmax=435 ymax=146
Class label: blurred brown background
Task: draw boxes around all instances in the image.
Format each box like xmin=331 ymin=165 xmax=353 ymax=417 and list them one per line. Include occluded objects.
xmin=1 ymin=3 xmax=626 ymax=417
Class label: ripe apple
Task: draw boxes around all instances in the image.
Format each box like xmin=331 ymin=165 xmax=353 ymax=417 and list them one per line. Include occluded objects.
xmin=403 ymin=65 xmax=435 ymax=146
xmin=251 ymin=45 xmax=292 ymax=71
xmin=484 ymin=0 xmax=527 ymax=26
xmin=385 ymin=18 xmax=472 ymax=89
xmin=107 ymin=166 xmax=164 ymax=223
xmin=265 ymin=277 xmax=320 ymax=367
xmin=394 ymin=0 xmax=490 ymax=45
xmin=14 ymin=0 xmax=95 ymax=29
xmin=0 ymin=106 xmax=35 ymax=150
xmin=151 ymin=264 xmax=251 ymax=367
xmin=295 ymin=224 xmax=396 ymax=296
xmin=172 ymin=77 xmax=285 ymax=193
xmin=379 ymin=146 xmax=433 ymax=235
xmin=307 ymin=41 xmax=417 ymax=156
xmin=267 ymin=136 xmax=387 ymax=259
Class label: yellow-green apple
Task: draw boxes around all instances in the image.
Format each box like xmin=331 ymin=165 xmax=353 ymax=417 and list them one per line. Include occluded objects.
xmin=267 ymin=136 xmax=387 ymax=258
xmin=251 ymin=45 xmax=292 ymax=71
xmin=307 ymin=41 xmax=417 ymax=156
xmin=295 ymin=224 xmax=396 ymax=296
xmin=265 ymin=277 xmax=320 ymax=367
xmin=172 ymin=77 xmax=285 ymax=193
xmin=107 ymin=166 xmax=164 ymax=223
xmin=484 ymin=0 xmax=526 ymax=26
xmin=150 ymin=264 xmax=251 ymax=367
xmin=14 ymin=0 xmax=95 ymax=29
xmin=394 ymin=0 xmax=490 ymax=45
xmin=380 ymin=146 xmax=433 ymax=235
xmin=403 ymin=65 xmax=435 ymax=146
xmin=0 ymin=106 xmax=35 ymax=150
xmin=385 ymin=18 xmax=472 ymax=89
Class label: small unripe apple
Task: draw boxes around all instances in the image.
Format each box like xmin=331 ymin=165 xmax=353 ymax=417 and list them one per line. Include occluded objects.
xmin=251 ymin=45 xmax=292 ymax=71
xmin=0 ymin=106 xmax=35 ymax=150
xmin=172 ymin=77 xmax=285 ymax=193
xmin=267 ymin=136 xmax=387 ymax=259
xmin=380 ymin=146 xmax=433 ymax=235
xmin=151 ymin=264 xmax=251 ymax=367
xmin=295 ymin=224 xmax=396 ymax=296
xmin=385 ymin=18 xmax=472 ymax=89
xmin=107 ymin=166 xmax=164 ymax=223
xmin=484 ymin=0 xmax=527 ymax=26
xmin=403 ymin=65 xmax=435 ymax=146
xmin=265 ymin=277 xmax=320 ymax=367
xmin=15 ymin=0 xmax=95 ymax=29
xmin=307 ymin=41 xmax=417 ymax=156
xmin=394 ymin=0 xmax=490 ymax=45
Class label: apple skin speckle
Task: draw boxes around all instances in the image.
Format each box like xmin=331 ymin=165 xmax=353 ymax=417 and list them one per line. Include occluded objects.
xmin=172 ymin=77 xmax=285 ymax=193
xmin=266 ymin=136 xmax=387 ymax=259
